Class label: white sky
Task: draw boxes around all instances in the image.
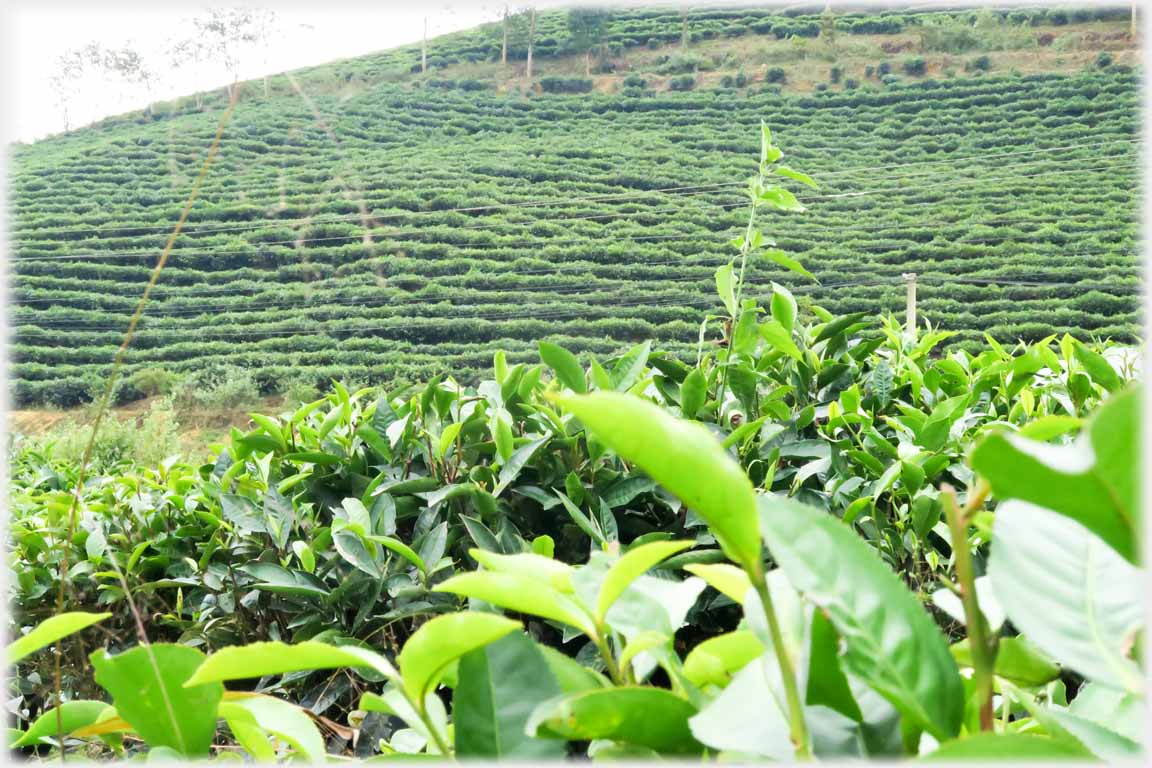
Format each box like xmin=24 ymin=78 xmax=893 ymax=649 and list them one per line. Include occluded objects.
xmin=1 ymin=1 xmax=574 ymax=144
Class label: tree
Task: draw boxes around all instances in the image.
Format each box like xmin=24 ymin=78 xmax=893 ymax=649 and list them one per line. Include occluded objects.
xmin=567 ymin=7 xmax=612 ymax=76
xmin=820 ymin=4 xmax=837 ymax=48
xmin=502 ymin=4 xmax=509 ymax=64
xmin=49 ymin=42 xmax=157 ymax=131
xmin=526 ymin=6 xmax=537 ymax=79
xmin=167 ymin=7 xmax=279 ymax=106
xmin=497 ymin=6 xmax=534 ymax=64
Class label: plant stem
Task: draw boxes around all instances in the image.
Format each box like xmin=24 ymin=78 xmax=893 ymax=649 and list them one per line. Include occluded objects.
xmin=942 ymin=484 xmax=995 ymax=731
xmin=752 ymin=572 xmax=811 ymax=759
xmin=717 ymin=191 xmax=760 ymax=406
xmin=421 ymin=705 xmax=453 ymax=757
xmin=594 ymin=630 xmax=625 ymax=685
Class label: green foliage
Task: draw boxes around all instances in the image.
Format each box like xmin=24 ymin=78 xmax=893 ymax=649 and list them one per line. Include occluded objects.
xmin=6 ymin=611 xmax=110 ymax=664
xmin=7 ymin=121 xmax=1143 ymax=764
xmin=903 ymin=56 xmax=928 ymax=76
xmin=10 ymin=67 xmax=1139 ymax=404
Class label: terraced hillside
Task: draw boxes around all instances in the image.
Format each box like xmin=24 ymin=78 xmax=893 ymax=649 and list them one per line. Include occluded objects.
xmin=9 ymin=13 xmax=1140 ymax=407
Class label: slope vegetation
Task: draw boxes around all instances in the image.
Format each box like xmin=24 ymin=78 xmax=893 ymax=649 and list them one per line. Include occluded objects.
xmin=9 ymin=8 xmax=1140 ymax=406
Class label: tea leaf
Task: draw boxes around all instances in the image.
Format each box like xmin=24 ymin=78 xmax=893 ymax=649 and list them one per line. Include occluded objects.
xmin=758 ymin=494 xmax=963 ymax=740
xmin=7 ymin=611 xmax=111 ymax=664
xmin=454 ymin=632 xmax=565 ymax=758
xmin=398 ymin=612 xmax=521 ymax=703
xmin=91 ymin=644 xmax=223 ymax=756
xmin=554 ymin=392 xmax=762 ymax=574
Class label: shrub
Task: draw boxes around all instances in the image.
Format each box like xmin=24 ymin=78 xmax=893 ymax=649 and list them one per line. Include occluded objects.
xmin=864 ymin=64 xmax=875 ymax=78
xmin=815 ymin=83 xmax=828 ymax=92
xmin=965 ymin=55 xmax=991 ymax=72
xmin=173 ymin=366 xmax=260 ymax=411
xmin=829 ymin=65 xmax=842 ymax=84
xmin=668 ymin=74 xmax=695 ymax=91
xmin=877 ymin=61 xmax=892 ymax=76
xmin=844 ymin=78 xmax=859 ymax=90
xmin=1096 ymin=51 xmax=1114 ymax=69
xmin=38 ymin=398 xmax=181 ymax=472
xmin=126 ymin=367 xmax=178 ymax=397
xmin=622 ymin=73 xmax=647 ymax=88
xmin=734 ymin=70 xmax=748 ymax=87
xmin=765 ymin=66 xmax=787 ymax=83
xmin=654 ymin=53 xmax=710 ymax=75
xmin=902 ymin=56 xmax=927 ymax=76
xmin=539 ymin=76 xmax=594 ymax=94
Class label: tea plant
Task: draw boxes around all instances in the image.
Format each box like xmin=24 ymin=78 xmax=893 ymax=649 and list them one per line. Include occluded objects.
xmin=7 ymin=125 xmax=1141 ymax=762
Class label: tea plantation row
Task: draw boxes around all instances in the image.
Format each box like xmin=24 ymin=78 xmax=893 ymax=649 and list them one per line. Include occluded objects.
xmin=10 ymin=68 xmax=1139 ymax=406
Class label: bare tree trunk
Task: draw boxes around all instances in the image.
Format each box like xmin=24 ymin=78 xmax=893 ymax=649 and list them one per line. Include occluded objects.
xmin=264 ymin=75 xmax=269 ymax=97
xmin=526 ymin=7 xmax=536 ymax=79
xmin=195 ymin=92 xmax=204 ymax=110
xmin=422 ymin=17 xmax=428 ymax=73
xmin=502 ymin=5 xmax=508 ymax=65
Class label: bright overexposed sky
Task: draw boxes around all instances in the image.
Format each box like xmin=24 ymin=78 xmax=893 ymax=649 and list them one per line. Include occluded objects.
xmin=1 ymin=1 xmax=574 ymax=144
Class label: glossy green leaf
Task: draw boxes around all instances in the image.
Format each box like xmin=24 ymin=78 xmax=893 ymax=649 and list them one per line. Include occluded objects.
xmin=921 ymin=733 xmax=1091 ymax=760
xmin=554 ymin=392 xmax=762 ymax=574
xmin=950 ymin=636 xmax=1060 ymax=687
xmin=538 ymin=645 xmax=611 ymax=694
xmin=229 ymin=694 xmax=327 ymax=763
xmin=806 ymin=610 xmax=863 ymax=722
xmin=683 ymin=630 xmax=762 ymax=689
xmin=493 ymin=436 xmax=550 ymax=497
xmin=760 ymin=320 xmax=802 ymax=361
xmin=13 ymin=701 xmax=112 ymax=747
xmin=596 ymin=540 xmax=693 ymax=622
xmin=186 ymin=641 xmax=397 ymax=686
xmin=774 ymin=165 xmax=818 ymax=189
xmin=469 ymin=549 xmax=573 ymax=592
xmin=453 ymin=632 xmax=565 ymax=758
xmin=434 ymin=571 xmax=595 ymax=636
xmin=679 ymin=368 xmax=707 ymax=419
xmin=529 ymin=688 xmax=703 ymax=755
xmin=715 ymin=263 xmax=737 ymax=316
xmin=7 ymin=611 xmax=111 ymax=664
xmin=610 ymin=341 xmax=651 ymax=392
xmin=689 ymin=650 xmax=792 ymax=758
xmin=368 ymin=535 xmax=425 ymax=575
xmin=333 ymin=529 xmax=382 ymax=577
xmin=1017 ymin=415 xmax=1082 ymax=441
xmin=988 ymin=501 xmax=1142 ymax=692
xmin=762 ymin=248 xmax=815 ymax=281
xmin=237 ymin=562 xmax=328 ymax=598
xmin=1072 ymin=341 xmax=1123 ymax=393
xmin=684 ymin=562 xmax=751 ymax=603
xmin=291 ymin=541 xmax=316 ymax=573
xmin=397 ymin=612 xmax=521 ymax=703
xmin=757 ymin=494 xmax=963 ymax=740
xmin=219 ymin=703 xmax=277 ymax=762
xmin=970 ymin=385 xmax=1138 ymax=562
xmin=91 ymin=644 xmax=223 ymax=756
xmin=539 ymin=342 xmax=586 ymax=393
